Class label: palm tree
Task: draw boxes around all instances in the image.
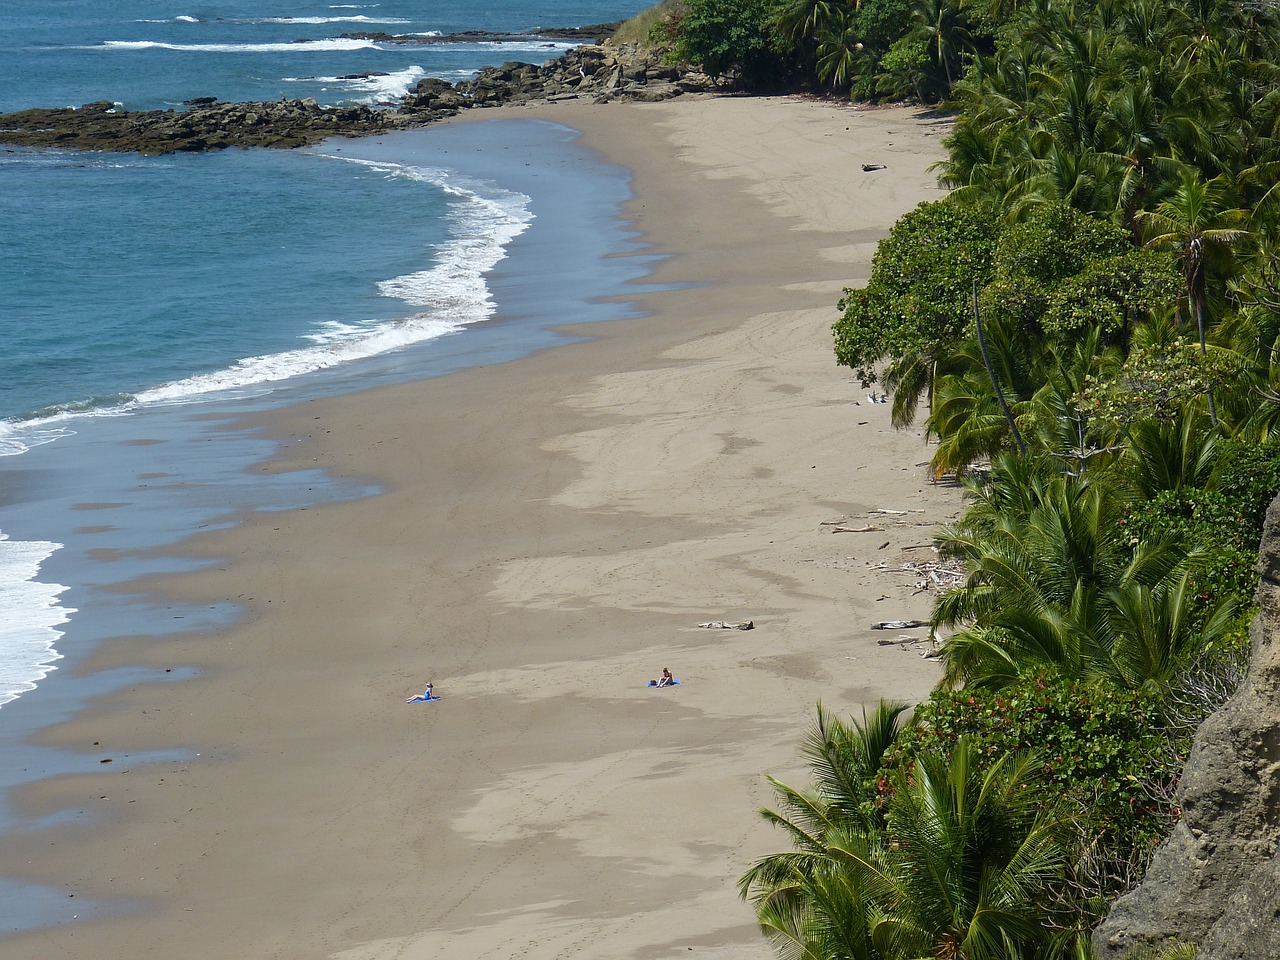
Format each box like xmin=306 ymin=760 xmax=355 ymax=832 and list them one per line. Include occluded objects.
xmin=1137 ymin=170 xmax=1251 ymax=423
xmin=815 ymin=17 xmax=871 ymax=91
xmin=774 ymin=0 xmax=868 ymax=90
xmin=1117 ymin=410 xmax=1218 ymax=500
xmin=742 ymin=732 xmax=1074 ymax=960
xmin=874 ymin=740 xmax=1070 ymax=959
xmin=740 ymin=702 xmax=908 ymax=959
xmin=926 ymin=308 xmax=1040 ymax=477
xmin=1102 ymin=572 xmax=1239 ymax=694
xmin=746 ymin=702 xmax=909 ymax=865
xmin=1095 ymin=81 xmax=1183 ymax=240
xmin=931 ymin=459 xmax=1200 ymax=689
xmin=907 ymin=0 xmax=973 ymax=92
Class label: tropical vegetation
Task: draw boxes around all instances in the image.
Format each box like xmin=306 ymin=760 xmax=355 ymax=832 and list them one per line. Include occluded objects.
xmin=705 ymin=0 xmax=1280 ymax=952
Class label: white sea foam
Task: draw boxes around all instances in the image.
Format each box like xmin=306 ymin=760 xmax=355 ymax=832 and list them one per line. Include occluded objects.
xmin=131 ymin=162 xmax=533 ymax=405
xmin=3 ymin=160 xmax=531 ymax=440
xmin=283 ymin=65 xmax=426 ymax=103
xmin=437 ymin=41 xmax=576 ymax=54
xmin=140 ymin=14 xmax=406 ymax=24
xmin=251 ymin=16 xmax=411 ymax=24
xmin=0 ymin=534 xmax=71 ymax=709
xmin=0 ymin=423 xmax=78 ymax=458
xmin=97 ymin=38 xmax=380 ymax=53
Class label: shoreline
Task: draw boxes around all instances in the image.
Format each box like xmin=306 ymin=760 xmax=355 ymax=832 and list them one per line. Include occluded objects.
xmin=0 ymin=96 xmax=957 ymax=959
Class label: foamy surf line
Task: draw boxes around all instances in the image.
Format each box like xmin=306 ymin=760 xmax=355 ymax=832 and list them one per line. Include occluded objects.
xmin=138 ymin=159 xmax=533 ymax=405
xmin=0 ymin=118 xmax=640 ymax=720
xmin=138 ymin=16 xmax=416 ymax=25
xmin=283 ymin=65 xmax=427 ymax=102
xmin=96 ymin=38 xmax=381 ymax=53
xmin=0 ymin=158 xmax=532 ymax=457
xmin=0 ymin=534 xmax=70 ymax=708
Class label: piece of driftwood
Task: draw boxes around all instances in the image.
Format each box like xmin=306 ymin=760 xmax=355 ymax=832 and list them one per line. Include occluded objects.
xmin=871 ymin=619 xmax=928 ymax=629
xmin=877 ymin=635 xmax=929 ymax=647
xmin=830 ymin=524 xmax=882 ymax=533
xmin=862 ymin=163 xmax=886 ymax=171
xmin=698 ymin=620 xmax=754 ymax=630
xmin=901 ymin=560 xmax=965 ymax=591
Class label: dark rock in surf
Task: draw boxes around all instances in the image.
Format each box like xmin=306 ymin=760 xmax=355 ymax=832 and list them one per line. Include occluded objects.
xmin=0 ymin=40 xmax=716 ymax=154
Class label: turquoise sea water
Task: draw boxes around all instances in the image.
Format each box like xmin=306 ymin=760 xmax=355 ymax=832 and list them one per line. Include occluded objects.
xmin=0 ymin=3 xmax=652 ymax=710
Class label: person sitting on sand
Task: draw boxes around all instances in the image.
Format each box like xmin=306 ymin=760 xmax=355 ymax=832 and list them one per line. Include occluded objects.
xmin=656 ymin=668 xmax=674 ymax=687
xmin=406 ymin=683 xmax=434 ymax=703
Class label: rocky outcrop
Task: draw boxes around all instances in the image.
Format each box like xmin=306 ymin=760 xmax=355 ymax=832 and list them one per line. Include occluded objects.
xmin=0 ymin=97 xmax=396 ymax=154
xmin=1093 ymin=494 xmax=1280 ymax=958
xmin=448 ymin=44 xmax=714 ymax=107
xmin=0 ymin=42 xmax=715 ymax=154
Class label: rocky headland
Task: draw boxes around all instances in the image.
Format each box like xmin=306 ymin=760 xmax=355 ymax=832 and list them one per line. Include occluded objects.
xmin=1093 ymin=492 xmax=1280 ymax=959
xmin=0 ymin=41 xmax=713 ymax=155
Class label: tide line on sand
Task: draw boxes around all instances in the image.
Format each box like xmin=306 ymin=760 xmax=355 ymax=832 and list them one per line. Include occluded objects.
xmin=1 ymin=96 xmax=957 ymax=960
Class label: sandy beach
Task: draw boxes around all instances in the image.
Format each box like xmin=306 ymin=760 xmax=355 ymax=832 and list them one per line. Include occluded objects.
xmin=1 ymin=95 xmax=957 ymax=959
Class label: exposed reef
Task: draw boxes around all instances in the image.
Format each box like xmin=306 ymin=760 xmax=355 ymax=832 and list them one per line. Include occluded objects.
xmin=0 ymin=43 xmax=713 ymax=155
xmin=341 ymin=22 xmax=623 ymax=44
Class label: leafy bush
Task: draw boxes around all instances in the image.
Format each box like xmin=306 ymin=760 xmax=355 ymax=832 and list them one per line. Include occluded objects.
xmin=885 ymin=673 xmax=1190 ymax=901
xmin=615 ymin=0 xmax=685 ymax=47
xmin=978 ymin=203 xmax=1150 ymax=339
xmin=666 ymin=0 xmax=788 ymax=87
xmin=1211 ymin=436 xmax=1280 ymax=534
xmin=875 ymin=37 xmax=936 ymax=101
xmin=1124 ymin=435 xmax=1280 ymax=633
xmin=1041 ymin=250 xmax=1182 ymax=342
xmin=994 ymin=203 xmax=1131 ymax=286
xmin=833 ymin=195 xmax=1001 ymax=386
xmin=1081 ymin=338 xmax=1241 ymax=427
xmin=855 ymin=0 xmax=916 ymax=54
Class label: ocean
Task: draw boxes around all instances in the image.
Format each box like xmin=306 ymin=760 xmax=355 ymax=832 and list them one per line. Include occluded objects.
xmin=0 ymin=5 xmax=652 ymax=730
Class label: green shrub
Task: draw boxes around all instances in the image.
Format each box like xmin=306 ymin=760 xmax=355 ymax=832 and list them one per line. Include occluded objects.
xmin=834 ymin=194 xmax=1001 ymax=385
xmin=615 ymin=0 xmax=686 ymax=48
xmin=874 ymin=37 xmax=935 ymax=100
xmin=884 ymin=673 xmax=1189 ymax=901
xmin=666 ymin=0 xmax=787 ymax=86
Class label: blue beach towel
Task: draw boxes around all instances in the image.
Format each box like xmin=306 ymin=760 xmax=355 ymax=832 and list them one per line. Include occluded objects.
xmin=646 ymin=679 xmax=681 ymax=687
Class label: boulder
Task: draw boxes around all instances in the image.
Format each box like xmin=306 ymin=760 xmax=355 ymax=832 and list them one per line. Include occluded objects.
xmin=617 ymin=81 xmax=683 ymax=102
xmin=1093 ymin=493 xmax=1280 ymax=957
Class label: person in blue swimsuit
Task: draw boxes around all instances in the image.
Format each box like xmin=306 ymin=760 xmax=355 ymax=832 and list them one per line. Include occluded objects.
xmin=406 ymin=683 xmax=434 ymax=703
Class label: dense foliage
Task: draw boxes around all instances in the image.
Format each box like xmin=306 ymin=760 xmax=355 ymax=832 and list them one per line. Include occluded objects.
xmin=741 ymin=705 xmax=1078 ymax=958
xmin=661 ymin=0 xmax=791 ymax=86
xmin=737 ymin=0 xmax=1280 ymax=953
xmin=833 ymin=195 xmax=999 ymax=423
xmin=650 ymin=0 xmax=969 ymax=96
xmin=890 ymin=675 xmax=1189 ymax=906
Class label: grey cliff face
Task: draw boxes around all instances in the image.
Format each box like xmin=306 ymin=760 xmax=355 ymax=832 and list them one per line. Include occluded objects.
xmin=1093 ymin=494 xmax=1280 ymax=958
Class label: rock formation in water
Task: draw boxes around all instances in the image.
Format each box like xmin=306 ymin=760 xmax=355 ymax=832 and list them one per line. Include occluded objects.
xmin=1093 ymin=494 xmax=1280 ymax=958
xmin=0 ymin=42 xmax=714 ymax=154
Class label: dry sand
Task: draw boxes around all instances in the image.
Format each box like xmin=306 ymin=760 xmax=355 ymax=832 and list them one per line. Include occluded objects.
xmin=1 ymin=95 xmax=959 ymax=959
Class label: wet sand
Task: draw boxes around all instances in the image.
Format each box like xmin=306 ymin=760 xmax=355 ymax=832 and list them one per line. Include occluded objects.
xmin=0 ymin=95 xmax=957 ymax=959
